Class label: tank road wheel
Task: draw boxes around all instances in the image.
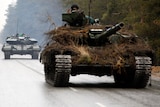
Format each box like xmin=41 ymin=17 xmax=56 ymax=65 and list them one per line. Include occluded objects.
xmin=53 ymin=55 xmax=71 ymax=87
xmin=44 ymin=64 xmax=49 ymax=83
xmin=32 ymin=52 xmax=39 ymax=59
xmin=44 ymin=63 xmax=55 ymax=85
xmin=133 ymin=56 xmax=152 ymax=88
xmin=4 ymin=52 xmax=10 ymax=59
xmin=44 ymin=64 xmax=49 ymax=82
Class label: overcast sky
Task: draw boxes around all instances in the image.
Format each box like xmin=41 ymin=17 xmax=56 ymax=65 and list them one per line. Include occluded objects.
xmin=0 ymin=0 xmax=17 ymax=32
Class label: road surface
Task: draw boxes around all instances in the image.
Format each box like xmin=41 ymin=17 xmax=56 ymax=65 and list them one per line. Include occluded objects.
xmin=0 ymin=47 xmax=160 ymax=107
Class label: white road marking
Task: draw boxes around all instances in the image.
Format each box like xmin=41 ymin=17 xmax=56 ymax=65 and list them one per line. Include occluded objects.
xmin=95 ymin=102 xmax=106 ymax=107
xmin=69 ymin=87 xmax=78 ymax=92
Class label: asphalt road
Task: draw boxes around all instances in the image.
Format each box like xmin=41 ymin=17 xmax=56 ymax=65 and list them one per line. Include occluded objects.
xmin=0 ymin=50 xmax=160 ymax=107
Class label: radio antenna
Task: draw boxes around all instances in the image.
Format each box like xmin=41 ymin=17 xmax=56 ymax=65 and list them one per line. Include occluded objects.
xmin=88 ymin=0 xmax=92 ymax=24
xmin=16 ymin=19 xmax=19 ymax=34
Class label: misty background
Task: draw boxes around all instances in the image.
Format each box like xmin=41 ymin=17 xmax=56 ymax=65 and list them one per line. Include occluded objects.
xmin=0 ymin=0 xmax=64 ymax=47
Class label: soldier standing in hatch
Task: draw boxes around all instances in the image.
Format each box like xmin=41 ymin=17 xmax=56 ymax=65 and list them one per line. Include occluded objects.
xmin=66 ymin=4 xmax=85 ymax=26
xmin=65 ymin=4 xmax=96 ymax=26
xmin=71 ymin=4 xmax=96 ymax=25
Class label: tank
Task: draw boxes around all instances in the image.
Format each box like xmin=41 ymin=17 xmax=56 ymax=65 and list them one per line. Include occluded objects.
xmin=40 ymin=12 xmax=155 ymax=88
xmin=2 ymin=34 xmax=41 ymax=59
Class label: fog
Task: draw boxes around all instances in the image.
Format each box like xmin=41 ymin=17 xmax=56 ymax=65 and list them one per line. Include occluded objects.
xmin=0 ymin=0 xmax=63 ymax=46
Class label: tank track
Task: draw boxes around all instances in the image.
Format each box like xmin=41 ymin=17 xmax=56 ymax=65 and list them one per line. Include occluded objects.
xmin=133 ymin=56 xmax=152 ymax=88
xmin=113 ymin=56 xmax=152 ymax=88
xmin=53 ymin=55 xmax=72 ymax=87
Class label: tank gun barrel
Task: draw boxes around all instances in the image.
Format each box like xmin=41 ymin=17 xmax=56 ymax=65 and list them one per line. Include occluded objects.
xmin=93 ymin=22 xmax=124 ymax=40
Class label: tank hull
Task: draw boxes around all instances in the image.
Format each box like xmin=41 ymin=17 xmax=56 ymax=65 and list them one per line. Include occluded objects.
xmin=41 ymin=53 xmax=152 ymax=88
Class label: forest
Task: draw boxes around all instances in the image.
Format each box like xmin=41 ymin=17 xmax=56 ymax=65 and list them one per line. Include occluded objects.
xmin=61 ymin=0 xmax=160 ymax=64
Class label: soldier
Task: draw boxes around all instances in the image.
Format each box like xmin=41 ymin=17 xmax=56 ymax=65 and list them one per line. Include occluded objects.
xmin=65 ymin=4 xmax=96 ymax=26
xmin=70 ymin=4 xmax=96 ymax=25
xmin=67 ymin=4 xmax=85 ymax=26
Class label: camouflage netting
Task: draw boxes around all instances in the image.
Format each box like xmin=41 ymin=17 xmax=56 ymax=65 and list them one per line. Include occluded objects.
xmin=46 ymin=25 xmax=107 ymax=45
xmin=41 ymin=26 xmax=152 ymax=67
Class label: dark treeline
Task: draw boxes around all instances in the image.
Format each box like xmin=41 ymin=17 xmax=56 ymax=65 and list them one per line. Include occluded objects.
xmin=61 ymin=0 xmax=160 ymax=64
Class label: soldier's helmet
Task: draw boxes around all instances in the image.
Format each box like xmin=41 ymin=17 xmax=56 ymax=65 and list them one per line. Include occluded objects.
xmin=71 ymin=4 xmax=79 ymax=11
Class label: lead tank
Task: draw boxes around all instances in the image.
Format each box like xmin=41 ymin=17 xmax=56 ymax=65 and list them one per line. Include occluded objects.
xmin=2 ymin=34 xmax=41 ymax=59
xmin=40 ymin=12 xmax=155 ymax=88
